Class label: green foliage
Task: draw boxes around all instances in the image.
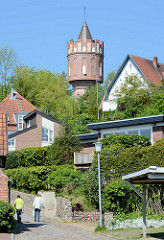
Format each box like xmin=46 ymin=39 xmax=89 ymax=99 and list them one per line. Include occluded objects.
xmin=81 ymin=161 xmax=100 ymax=209
xmin=0 ymin=46 xmax=17 ymax=102
xmin=48 ymin=121 xmax=81 ymax=165
xmin=94 ymin=134 xmax=151 ymax=181
xmin=100 ymin=138 xmax=164 ymax=180
xmin=103 ymin=178 xmax=142 ymax=214
xmin=101 ymin=134 xmax=151 ymax=148
xmin=68 ymin=114 xmax=96 ymax=134
xmin=48 ymin=165 xmax=83 ymax=193
xmin=6 ymin=147 xmax=49 ymax=169
xmin=0 ymin=201 xmax=16 ymax=232
xmin=105 ymin=74 xmax=164 ymax=121
xmin=6 ymin=165 xmax=57 ymax=193
xmin=11 ymin=66 xmax=79 ymax=120
xmin=78 ymin=84 xmax=104 ymax=119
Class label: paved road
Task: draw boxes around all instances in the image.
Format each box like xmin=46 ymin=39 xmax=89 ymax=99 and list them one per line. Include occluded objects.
xmin=13 ymin=209 xmax=123 ymax=240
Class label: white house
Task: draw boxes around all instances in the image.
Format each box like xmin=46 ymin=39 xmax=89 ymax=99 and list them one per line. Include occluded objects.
xmin=102 ymin=55 xmax=164 ymax=111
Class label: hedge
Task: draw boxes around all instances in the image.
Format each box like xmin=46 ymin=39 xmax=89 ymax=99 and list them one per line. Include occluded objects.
xmin=5 ymin=165 xmax=58 ymax=193
xmin=0 ymin=201 xmax=16 ymax=232
xmin=5 ymin=146 xmax=50 ymax=169
xmin=99 ymin=138 xmax=164 ymax=180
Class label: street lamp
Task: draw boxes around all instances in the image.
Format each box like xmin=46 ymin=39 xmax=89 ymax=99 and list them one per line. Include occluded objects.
xmin=95 ymin=141 xmax=103 ymax=227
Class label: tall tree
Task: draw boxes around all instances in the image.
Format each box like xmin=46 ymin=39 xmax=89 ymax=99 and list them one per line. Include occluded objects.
xmin=11 ymin=66 xmax=79 ymax=120
xmin=0 ymin=46 xmax=17 ymax=101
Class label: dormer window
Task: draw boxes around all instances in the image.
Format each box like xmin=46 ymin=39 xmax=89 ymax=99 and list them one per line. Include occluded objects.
xmin=27 ymin=120 xmax=30 ymax=128
xmin=18 ymin=115 xmax=25 ymax=130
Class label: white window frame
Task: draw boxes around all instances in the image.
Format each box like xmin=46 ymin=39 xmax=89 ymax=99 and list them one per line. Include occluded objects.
xmin=8 ymin=137 xmax=15 ymax=147
xmin=18 ymin=115 xmax=25 ymax=131
xmin=27 ymin=120 xmax=30 ymax=128
xmin=41 ymin=127 xmax=53 ymax=142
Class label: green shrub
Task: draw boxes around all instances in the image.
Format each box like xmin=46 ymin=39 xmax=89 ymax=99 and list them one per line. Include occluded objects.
xmin=101 ymin=134 xmax=151 ymax=148
xmin=98 ymin=137 xmax=164 ymax=180
xmin=6 ymin=147 xmax=50 ymax=169
xmin=103 ymin=178 xmax=142 ymax=214
xmin=6 ymin=165 xmax=57 ymax=193
xmin=48 ymin=165 xmax=83 ymax=193
xmin=0 ymin=201 xmax=16 ymax=232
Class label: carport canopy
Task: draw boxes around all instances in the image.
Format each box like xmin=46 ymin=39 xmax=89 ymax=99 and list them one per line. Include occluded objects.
xmin=122 ymin=166 xmax=164 ymax=238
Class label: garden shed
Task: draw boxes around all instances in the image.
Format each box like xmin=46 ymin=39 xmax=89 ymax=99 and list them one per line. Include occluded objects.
xmin=122 ymin=166 xmax=164 ymax=238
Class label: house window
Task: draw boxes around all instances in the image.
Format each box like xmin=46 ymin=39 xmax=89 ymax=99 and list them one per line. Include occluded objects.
xmin=18 ymin=115 xmax=25 ymax=130
xmin=127 ymin=130 xmax=138 ymax=135
xmin=8 ymin=138 xmax=15 ymax=146
xmin=49 ymin=130 xmax=53 ymax=142
xmin=27 ymin=120 xmax=30 ymax=128
xmin=140 ymin=129 xmax=151 ymax=140
xmin=41 ymin=127 xmax=53 ymax=142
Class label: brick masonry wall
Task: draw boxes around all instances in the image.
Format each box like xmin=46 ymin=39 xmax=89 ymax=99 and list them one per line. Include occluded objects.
xmin=153 ymin=126 xmax=164 ymax=144
xmin=15 ymin=115 xmax=41 ymax=150
xmin=54 ymin=122 xmax=61 ymax=138
xmin=0 ymin=170 xmax=8 ymax=202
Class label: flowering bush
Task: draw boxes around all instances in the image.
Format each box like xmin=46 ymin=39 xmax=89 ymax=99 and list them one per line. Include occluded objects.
xmin=108 ymin=217 xmax=164 ymax=230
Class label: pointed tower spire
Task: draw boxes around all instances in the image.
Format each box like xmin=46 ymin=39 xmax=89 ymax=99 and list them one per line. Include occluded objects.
xmin=78 ymin=21 xmax=92 ymax=43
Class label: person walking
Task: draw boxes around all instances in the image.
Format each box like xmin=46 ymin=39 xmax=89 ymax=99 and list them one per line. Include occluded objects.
xmin=14 ymin=195 xmax=24 ymax=223
xmin=33 ymin=193 xmax=44 ymax=222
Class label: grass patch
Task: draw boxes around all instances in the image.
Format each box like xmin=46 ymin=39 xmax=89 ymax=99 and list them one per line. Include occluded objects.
xmin=94 ymin=223 xmax=107 ymax=232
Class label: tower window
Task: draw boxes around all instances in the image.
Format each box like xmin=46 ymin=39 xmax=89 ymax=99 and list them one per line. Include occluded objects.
xmin=92 ymin=46 xmax=95 ymax=52
xmin=82 ymin=46 xmax=86 ymax=52
xmin=97 ymin=43 xmax=99 ymax=53
xmin=99 ymin=66 xmax=102 ymax=76
xmin=83 ymin=65 xmax=86 ymax=75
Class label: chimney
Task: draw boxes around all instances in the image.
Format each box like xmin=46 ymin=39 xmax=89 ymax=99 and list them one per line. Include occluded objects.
xmin=153 ymin=56 xmax=158 ymax=68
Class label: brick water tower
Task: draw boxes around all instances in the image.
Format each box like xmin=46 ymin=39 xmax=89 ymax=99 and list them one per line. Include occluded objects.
xmin=67 ymin=21 xmax=104 ymax=99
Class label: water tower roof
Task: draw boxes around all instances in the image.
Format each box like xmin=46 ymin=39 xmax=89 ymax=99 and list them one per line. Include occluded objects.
xmin=78 ymin=21 xmax=92 ymax=42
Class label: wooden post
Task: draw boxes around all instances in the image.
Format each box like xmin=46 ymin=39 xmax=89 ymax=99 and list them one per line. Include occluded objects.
xmin=143 ymin=184 xmax=146 ymax=238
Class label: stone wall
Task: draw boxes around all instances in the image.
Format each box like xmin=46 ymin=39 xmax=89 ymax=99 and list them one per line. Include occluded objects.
xmin=11 ymin=190 xmax=72 ymax=220
xmin=11 ymin=190 xmax=113 ymax=224
xmin=71 ymin=211 xmax=100 ymax=222
xmin=11 ymin=190 xmax=35 ymax=207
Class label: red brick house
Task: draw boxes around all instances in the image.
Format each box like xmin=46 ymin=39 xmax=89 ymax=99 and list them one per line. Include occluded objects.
xmin=8 ymin=109 xmax=61 ymax=151
xmin=0 ymin=112 xmax=10 ymax=203
xmin=0 ymin=90 xmax=61 ymax=151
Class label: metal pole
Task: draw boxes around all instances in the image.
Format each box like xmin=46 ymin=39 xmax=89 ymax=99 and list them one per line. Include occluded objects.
xmin=97 ymin=80 xmax=99 ymax=120
xmin=98 ymin=152 xmax=102 ymax=227
xmin=143 ymin=184 xmax=147 ymax=238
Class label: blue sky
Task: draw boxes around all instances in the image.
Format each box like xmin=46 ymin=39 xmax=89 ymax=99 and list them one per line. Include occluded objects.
xmin=1 ymin=0 xmax=164 ymax=80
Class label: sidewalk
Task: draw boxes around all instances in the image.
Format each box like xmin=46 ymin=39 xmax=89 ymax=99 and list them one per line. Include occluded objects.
xmin=0 ymin=233 xmax=13 ymax=240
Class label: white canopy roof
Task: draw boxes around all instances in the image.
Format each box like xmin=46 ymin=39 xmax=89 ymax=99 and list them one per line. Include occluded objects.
xmin=122 ymin=166 xmax=164 ymax=184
